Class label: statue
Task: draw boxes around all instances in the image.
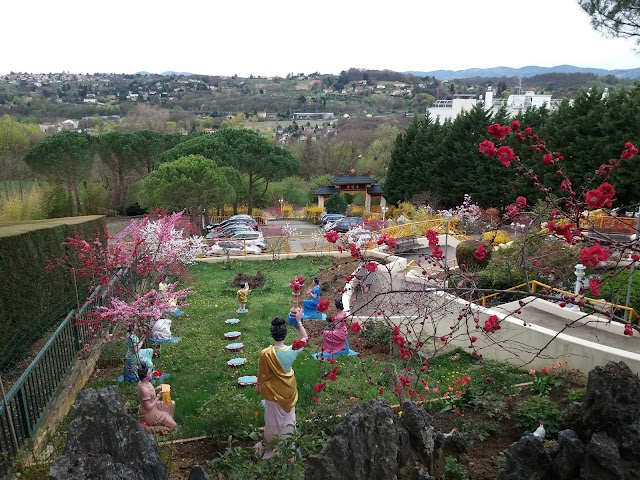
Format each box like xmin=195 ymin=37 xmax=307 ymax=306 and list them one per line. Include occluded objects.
xmin=123 ymin=325 xmax=154 ymax=382
xmin=313 ymin=299 xmax=358 ymax=360
xmin=136 ymin=363 xmax=177 ymax=434
xmin=256 ymin=308 xmax=308 ymax=460
xmin=301 ymin=277 xmax=326 ymax=320
xmin=236 ymin=282 xmax=250 ymax=314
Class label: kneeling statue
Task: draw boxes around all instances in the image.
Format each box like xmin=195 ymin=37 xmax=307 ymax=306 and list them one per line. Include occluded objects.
xmin=136 ymin=362 xmax=177 ymax=434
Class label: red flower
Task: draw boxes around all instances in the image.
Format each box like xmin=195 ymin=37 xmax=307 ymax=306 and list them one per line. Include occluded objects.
xmin=479 ymin=140 xmax=497 ymax=156
xmin=378 ymin=386 xmax=384 ymax=394
xmin=542 ymin=153 xmax=554 ymax=165
xmin=292 ymin=339 xmax=307 ymax=350
xmin=385 ymin=237 xmax=397 ymax=249
xmin=487 ymin=123 xmax=511 ymax=140
xmin=624 ymin=325 xmax=634 ymax=337
xmin=580 ymin=243 xmax=610 ymax=268
xmin=589 ymin=278 xmax=601 ymax=297
xmin=511 ymin=120 xmax=521 ymax=131
xmin=585 ymin=189 xmax=605 ymax=210
xmin=350 ymin=322 xmax=362 ymax=334
xmin=462 ymin=376 xmax=470 ymax=384
xmin=622 ymin=142 xmax=638 ymax=160
xmin=393 ymin=335 xmax=405 ymax=348
xmin=364 ymin=261 xmax=378 ymax=273
xmin=289 ymin=279 xmax=304 ymax=292
xmin=483 ymin=315 xmax=501 ymax=333
xmin=474 ymin=244 xmax=487 ymax=261
xmin=470 ymin=336 xmax=478 ymax=343
xmin=399 ymin=376 xmax=411 ymax=387
xmin=317 ymin=299 xmax=330 ymax=313
xmin=297 ymin=276 xmax=306 ymax=284
xmin=312 ymin=395 xmax=319 ymax=403
xmin=254 ymin=411 xmax=259 ymax=417
xmin=496 ymin=146 xmax=515 ymax=167
xmin=399 ymin=348 xmax=411 ymax=360
xmin=392 ymin=326 xmax=401 ymax=336
xmin=325 ymin=231 xmax=339 ymax=243
xmin=515 ymin=196 xmax=527 ymax=208
xmin=327 ymin=372 xmax=337 ymax=382
xmin=153 ymin=369 xmax=162 ymax=378
xmin=314 ymin=382 xmax=327 ymax=393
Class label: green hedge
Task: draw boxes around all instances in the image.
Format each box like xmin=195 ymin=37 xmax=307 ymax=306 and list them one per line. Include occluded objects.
xmin=0 ymin=215 xmax=106 ymax=372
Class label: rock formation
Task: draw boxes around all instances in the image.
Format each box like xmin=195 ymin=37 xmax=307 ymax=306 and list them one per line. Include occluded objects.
xmin=497 ymin=361 xmax=640 ymax=480
xmin=49 ymin=386 xmax=167 ymax=480
xmin=305 ymin=397 xmax=467 ymax=480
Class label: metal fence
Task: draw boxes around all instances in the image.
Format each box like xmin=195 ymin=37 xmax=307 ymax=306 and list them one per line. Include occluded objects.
xmin=0 ymin=269 xmax=132 ymax=477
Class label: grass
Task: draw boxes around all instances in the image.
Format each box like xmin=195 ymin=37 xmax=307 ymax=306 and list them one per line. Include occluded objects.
xmin=84 ymin=256 xmax=535 ymax=445
xmin=22 ymin=255 xmax=561 ymax=478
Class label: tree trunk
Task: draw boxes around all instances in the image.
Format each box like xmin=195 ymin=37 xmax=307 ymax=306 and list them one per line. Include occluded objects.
xmin=74 ymin=185 xmax=82 ymax=215
xmin=67 ymin=187 xmax=74 ymax=216
xmin=247 ymin=173 xmax=254 ymax=215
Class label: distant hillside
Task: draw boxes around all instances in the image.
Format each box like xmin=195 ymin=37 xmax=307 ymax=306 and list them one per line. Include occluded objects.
xmin=408 ymin=65 xmax=640 ymax=80
xmin=136 ymin=71 xmax=195 ymax=76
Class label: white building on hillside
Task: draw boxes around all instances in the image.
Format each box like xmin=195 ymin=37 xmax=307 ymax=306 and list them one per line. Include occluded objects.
xmin=428 ymin=87 xmax=562 ymax=121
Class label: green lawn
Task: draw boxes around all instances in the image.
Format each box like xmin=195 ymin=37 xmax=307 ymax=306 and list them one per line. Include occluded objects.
xmin=88 ymin=256 xmax=534 ymax=445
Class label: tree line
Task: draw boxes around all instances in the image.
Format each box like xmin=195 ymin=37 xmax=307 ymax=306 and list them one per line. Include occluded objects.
xmin=384 ymin=83 xmax=640 ymax=211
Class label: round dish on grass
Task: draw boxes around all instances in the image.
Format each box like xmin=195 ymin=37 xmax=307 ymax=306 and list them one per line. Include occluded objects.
xmin=225 ymin=318 xmax=240 ymax=324
xmin=238 ymin=375 xmax=257 ymax=386
xmin=224 ymin=331 xmax=241 ymax=340
xmin=227 ymin=357 xmax=247 ymax=367
xmin=225 ymin=342 xmax=244 ymax=352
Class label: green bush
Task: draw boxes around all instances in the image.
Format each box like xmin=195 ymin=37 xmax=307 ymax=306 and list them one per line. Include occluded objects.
xmin=456 ymin=240 xmax=491 ymax=271
xmin=444 ymin=456 xmax=469 ymax=480
xmin=514 ymin=396 xmax=560 ymax=437
xmin=324 ymin=194 xmax=349 ymax=215
xmin=361 ymin=321 xmax=392 ymax=347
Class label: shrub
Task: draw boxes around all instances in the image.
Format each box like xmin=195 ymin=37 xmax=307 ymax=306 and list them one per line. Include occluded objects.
xmin=482 ymin=230 xmax=512 ymax=245
xmin=280 ymin=204 xmax=294 ymax=218
xmin=303 ymin=205 xmax=323 ymax=223
xmin=456 ymin=240 xmax=491 ymax=271
xmin=444 ymin=456 xmax=469 ymax=480
xmin=324 ymin=194 xmax=349 ymax=215
xmin=514 ymin=396 xmax=560 ymax=437
xmin=361 ymin=321 xmax=392 ymax=346
xmin=347 ymin=205 xmax=364 ymax=218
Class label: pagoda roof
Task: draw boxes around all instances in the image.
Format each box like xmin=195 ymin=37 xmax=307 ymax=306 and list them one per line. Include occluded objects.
xmin=330 ymin=174 xmax=379 ymax=185
xmin=367 ymin=185 xmax=384 ymax=194
xmin=313 ymin=186 xmax=340 ymax=195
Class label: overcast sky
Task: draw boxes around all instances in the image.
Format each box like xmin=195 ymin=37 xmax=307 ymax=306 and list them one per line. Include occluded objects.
xmin=3 ymin=0 xmax=639 ymax=77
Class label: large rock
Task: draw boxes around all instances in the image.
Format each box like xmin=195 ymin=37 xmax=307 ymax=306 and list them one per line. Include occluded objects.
xmin=498 ymin=361 xmax=640 ymax=480
xmin=304 ymin=397 xmax=466 ymax=480
xmin=553 ymin=429 xmax=585 ymax=480
xmin=49 ymin=386 xmax=167 ymax=480
xmin=496 ymin=435 xmax=554 ymax=480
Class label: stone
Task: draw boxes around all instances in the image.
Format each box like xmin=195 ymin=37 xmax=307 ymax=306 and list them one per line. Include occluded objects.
xmin=188 ymin=464 xmax=211 ymax=480
xmin=582 ymin=432 xmax=623 ymax=480
xmin=553 ymin=429 xmax=585 ymax=480
xmin=49 ymin=386 xmax=166 ymax=480
xmin=496 ymin=435 xmax=553 ymax=480
xmin=304 ymin=397 xmax=466 ymax=480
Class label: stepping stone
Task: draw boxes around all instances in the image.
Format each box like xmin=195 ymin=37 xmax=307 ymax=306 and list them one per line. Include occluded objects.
xmin=227 ymin=357 xmax=247 ymax=367
xmin=226 ymin=342 xmax=244 ymax=352
xmin=238 ymin=375 xmax=257 ymax=386
xmin=224 ymin=331 xmax=241 ymax=340
xmin=225 ymin=318 xmax=240 ymax=324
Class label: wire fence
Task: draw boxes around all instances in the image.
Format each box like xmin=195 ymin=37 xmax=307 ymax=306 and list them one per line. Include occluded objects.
xmin=0 ymin=269 xmax=136 ymax=478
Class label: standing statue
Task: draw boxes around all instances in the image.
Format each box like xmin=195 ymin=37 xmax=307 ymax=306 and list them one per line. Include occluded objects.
xmin=237 ymin=282 xmax=250 ymax=314
xmin=256 ymin=307 xmax=308 ymax=460
xmin=136 ymin=363 xmax=177 ymax=434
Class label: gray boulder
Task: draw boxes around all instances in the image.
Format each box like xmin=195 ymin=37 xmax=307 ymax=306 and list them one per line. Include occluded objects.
xmin=49 ymin=386 xmax=166 ymax=480
xmin=496 ymin=435 xmax=554 ymax=480
xmin=582 ymin=432 xmax=623 ymax=480
xmin=188 ymin=464 xmax=211 ymax=480
xmin=553 ymin=429 xmax=585 ymax=480
xmin=305 ymin=397 xmax=466 ymax=480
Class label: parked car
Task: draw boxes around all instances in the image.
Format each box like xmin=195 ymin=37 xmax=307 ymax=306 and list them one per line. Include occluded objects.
xmin=207 ymin=224 xmax=256 ymax=239
xmin=318 ymin=213 xmax=345 ymax=226
xmin=328 ymin=216 xmax=364 ymax=233
xmin=227 ymin=230 xmax=267 ymax=250
xmin=210 ymin=215 xmax=259 ymax=231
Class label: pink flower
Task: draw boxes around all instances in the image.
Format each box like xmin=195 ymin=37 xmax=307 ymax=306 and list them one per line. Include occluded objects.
xmin=529 ymin=369 xmax=536 ymax=376
xmin=317 ymin=299 xmax=330 ymax=313
xmin=483 ymin=315 xmax=501 ymax=333
xmin=479 ymin=140 xmax=497 ymax=156
xmin=364 ymin=261 xmax=378 ymax=273
xmin=350 ymin=322 xmax=362 ymax=333
xmin=487 ymin=123 xmax=511 ymax=140
xmin=325 ymin=231 xmax=339 ymax=243
xmin=496 ymin=146 xmax=515 ymax=167
xmin=515 ymin=196 xmax=527 ymax=208
xmin=580 ymin=243 xmax=610 ymax=268
xmin=589 ymin=278 xmax=601 ymax=297
xmin=474 ymin=244 xmax=487 ymax=261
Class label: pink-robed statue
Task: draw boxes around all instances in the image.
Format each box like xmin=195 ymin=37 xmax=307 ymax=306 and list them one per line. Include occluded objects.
xmin=136 ymin=362 xmax=176 ymax=434
xmin=314 ymin=299 xmax=358 ymax=360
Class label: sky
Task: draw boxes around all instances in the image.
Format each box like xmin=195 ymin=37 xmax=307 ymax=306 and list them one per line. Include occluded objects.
xmin=2 ymin=0 xmax=639 ymax=77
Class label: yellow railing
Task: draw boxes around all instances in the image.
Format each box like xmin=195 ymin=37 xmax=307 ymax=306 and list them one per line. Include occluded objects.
xmin=381 ymin=219 xmax=466 ymax=239
xmin=473 ymin=280 xmax=640 ymax=324
xmin=404 ymin=258 xmax=458 ymax=276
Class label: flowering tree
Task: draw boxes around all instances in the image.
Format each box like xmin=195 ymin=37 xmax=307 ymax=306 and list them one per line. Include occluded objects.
xmin=48 ymin=210 xmax=203 ymax=348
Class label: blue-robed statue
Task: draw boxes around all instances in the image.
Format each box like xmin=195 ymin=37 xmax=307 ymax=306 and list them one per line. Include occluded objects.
xmin=302 ymin=277 xmax=326 ymax=321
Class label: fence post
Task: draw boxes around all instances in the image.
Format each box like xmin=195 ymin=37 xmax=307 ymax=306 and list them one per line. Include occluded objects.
xmin=0 ymin=375 xmax=20 ymax=456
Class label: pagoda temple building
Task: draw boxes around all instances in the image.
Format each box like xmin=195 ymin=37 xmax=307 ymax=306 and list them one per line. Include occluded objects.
xmin=313 ymin=172 xmax=386 ymax=213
